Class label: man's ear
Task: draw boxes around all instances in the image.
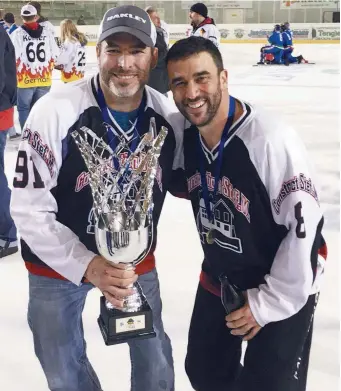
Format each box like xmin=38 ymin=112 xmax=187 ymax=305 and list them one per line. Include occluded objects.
xmin=220 ymin=69 xmax=228 ymax=89
xmin=96 ymin=43 xmax=101 ymax=61
xmin=151 ymin=47 xmax=158 ymax=69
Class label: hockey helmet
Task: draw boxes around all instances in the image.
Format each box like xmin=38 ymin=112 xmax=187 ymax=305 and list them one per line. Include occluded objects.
xmin=265 ymin=53 xmax=275 ymax=62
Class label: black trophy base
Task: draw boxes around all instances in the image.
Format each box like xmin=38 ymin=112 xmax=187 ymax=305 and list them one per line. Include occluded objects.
xmin=97 ymin=296 xmax=156 ymax=346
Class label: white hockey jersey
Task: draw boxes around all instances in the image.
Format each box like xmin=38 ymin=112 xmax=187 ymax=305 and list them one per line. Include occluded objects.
xmin=10 ymin=75 xmax=185 ymax=285
xmin=55 ymin=38 xmax=86 ymax=83
xmin=176 ymin=99 xmax=327 ymax=326
xmin=39 ymin=20 xmax=55 ymax=36
xmin=10 ymin=24 xmax=59 ymax=88
xmin=191 ymin=18 xmax=220 ymax=48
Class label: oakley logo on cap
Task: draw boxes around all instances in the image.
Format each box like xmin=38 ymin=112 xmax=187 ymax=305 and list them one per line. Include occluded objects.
xmin=107 ymin=13 xmax=146 ymax=24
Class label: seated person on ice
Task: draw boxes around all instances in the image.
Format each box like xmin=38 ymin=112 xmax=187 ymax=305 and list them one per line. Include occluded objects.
xmin=258 ymin=24 xmax=284 ymax=65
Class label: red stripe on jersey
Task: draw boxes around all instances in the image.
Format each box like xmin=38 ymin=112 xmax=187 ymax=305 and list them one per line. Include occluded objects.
xmin=25 ymin=254 xmax=156 ymax=282
xmin=318 ymin=243 xmax=328 ymax=260
xmin=199 ymin=270 xmax=221 ymax=297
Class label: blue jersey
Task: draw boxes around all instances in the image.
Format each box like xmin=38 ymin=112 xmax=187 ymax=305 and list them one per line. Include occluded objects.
xmin=8 ymin=24 xmax=18 ymax=35
xmin=282 ymin=29 xmax=294 ymax=47
xmin=268 ymin=31 xmax=283 ymax=48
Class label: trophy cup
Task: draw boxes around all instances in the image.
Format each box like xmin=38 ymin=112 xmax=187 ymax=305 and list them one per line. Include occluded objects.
xmin=71 ymin=119 xmax=168 ymax=346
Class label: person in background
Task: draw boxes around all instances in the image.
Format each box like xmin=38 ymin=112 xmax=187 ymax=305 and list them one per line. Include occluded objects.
xmin=4 ymin=12 xmax=18 ymax=35
xmin=77 ymin=14 xmax=86 ymax=25
xmin=0 ymin=8 xmax=8 ymax=31
xmin=55 ymin=19 xmax=87 ymax=83
xmin=2 ymin=13 xmax=20 ymax=139
xmin=11 ymin=4 xmax=59 ymax=130
xmin=145 ymin=6 xmax=170 ymax=47
xmin=258 ymin=24 xmax=284 ymax=65
xmin=145 ymin=6 xmax=169 ymax=95
xmin=28 ymin=1 xmax=55 ymax=36
xmin=189 ymin=3 xmax=220 ymax=48
xmin=282 ymin=22 xmax=307 ymax=65
xmin=0 ymin=26 xmax=18 ymax=258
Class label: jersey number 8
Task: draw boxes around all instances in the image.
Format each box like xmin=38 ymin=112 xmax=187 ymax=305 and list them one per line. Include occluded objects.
xmin=26 ymin=42 xmax=46 ymax=63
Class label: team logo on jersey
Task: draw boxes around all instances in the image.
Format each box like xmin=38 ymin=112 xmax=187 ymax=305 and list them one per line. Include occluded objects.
xmin=187 ymin=172 xmax=250 ymax=222
xmin=107 ymin=13 xmax=146 ymax=24
xmin=196 ymin=194 xmax=243 ymax=253
xmin=75 ymin=153 xmax=163 ymax=193
xmin=22 ymin=127 xmax=56 ymax=177
xmin=272 ymin=173 xmax=319 ymax=215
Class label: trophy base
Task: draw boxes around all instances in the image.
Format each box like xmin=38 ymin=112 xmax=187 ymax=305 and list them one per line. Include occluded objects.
xmin=97 ymin=296 xmax=156 ymax=346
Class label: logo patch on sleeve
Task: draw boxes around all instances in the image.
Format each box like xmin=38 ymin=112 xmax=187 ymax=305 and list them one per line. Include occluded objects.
xmin=272 ymin=173 xmax=319 ymax=214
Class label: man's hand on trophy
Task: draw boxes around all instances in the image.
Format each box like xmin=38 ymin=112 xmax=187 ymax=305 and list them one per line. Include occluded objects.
xmin=85 ymin=256 xmax=138 ymax=308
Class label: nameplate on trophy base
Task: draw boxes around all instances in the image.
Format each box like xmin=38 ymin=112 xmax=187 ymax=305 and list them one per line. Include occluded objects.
xmin=97 ymin=296 xmax=156 ymax=346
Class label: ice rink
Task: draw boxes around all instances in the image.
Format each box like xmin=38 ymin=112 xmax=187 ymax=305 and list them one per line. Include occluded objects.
xmin=0 ymin=43 xmax=339 ymax=390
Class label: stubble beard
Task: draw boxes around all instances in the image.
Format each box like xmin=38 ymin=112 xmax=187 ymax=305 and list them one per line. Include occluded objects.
xmin=101 ymin=65 xmax=151 ymax=99
xmin=180 ymin=87 xmax=222 ymax=128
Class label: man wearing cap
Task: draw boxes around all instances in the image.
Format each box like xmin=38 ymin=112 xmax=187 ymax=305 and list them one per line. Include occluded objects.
xmin=11 ymin=5 xmax=185 ymax=391
xmin=189 ymin=3 xmax=220 ymax=48
xmin=10 ymin=4 xmax=59 ymax=130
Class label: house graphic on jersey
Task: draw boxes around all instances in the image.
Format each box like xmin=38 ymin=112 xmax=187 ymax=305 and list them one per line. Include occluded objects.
xmin=198 ymin=197 xmax=242 ymax=253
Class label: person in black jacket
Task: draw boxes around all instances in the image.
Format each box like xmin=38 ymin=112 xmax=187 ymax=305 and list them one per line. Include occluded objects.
xmin=146 ymin=7 xmax=169 ymax=95
xmin=0 ymin=26 xmax=18 ymax=258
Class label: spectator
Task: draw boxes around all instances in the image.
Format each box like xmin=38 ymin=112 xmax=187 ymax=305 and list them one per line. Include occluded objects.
xmin=76 ymin=14 xmax=86 ymax=25
xmin=11 ymin=4 xmax=59 ymax=129
xmin=0 ymin=8 xmax=8 ymax=31
xmin=55 ymin=19 xmax=87 ymax=83
xmin=189 ymin=2 xmax=220 ymax=48
xmin=3 ymin=13 xmax=20 ymax=139
xmin=146 ymin=7 xmax=169 ymax=95
xmin=145 ymin=6 xmax=169 ymax=47
xmin=4 ymin=13 xmax=18 ymax=35
xmin=0 ymin=26 xmax=18 ymax=258
xmin=28 ymin=1 xmax=55 ymax=36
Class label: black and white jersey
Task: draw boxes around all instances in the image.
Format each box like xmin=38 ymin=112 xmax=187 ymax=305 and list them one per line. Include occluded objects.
xmin=179 ymin=99 xmax=326 ymax=326
xmin=10 ymin=75 xmax=184 ymax=286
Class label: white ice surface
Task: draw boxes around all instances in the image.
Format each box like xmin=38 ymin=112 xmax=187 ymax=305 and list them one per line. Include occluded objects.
xmin=0 ymin=44 xmax=339 ymax=391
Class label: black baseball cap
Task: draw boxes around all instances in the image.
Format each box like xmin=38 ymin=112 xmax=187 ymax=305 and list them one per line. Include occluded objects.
xmin=98 ymin=5 xmax=157 ymax=47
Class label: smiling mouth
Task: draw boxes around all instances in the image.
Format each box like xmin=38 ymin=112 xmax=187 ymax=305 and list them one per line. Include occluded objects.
xmin=114 ymin=74 xmax=136 ymax=80
xmin=186 ymin=100 xmax=206 ymax=109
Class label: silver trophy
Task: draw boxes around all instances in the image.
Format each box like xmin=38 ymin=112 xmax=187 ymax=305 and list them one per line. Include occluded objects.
xmin=71 ymin=119 xmax=168 ymax=345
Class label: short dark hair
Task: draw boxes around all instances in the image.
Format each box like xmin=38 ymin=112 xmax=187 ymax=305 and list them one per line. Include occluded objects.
xmin=22 ymin=15 xmax=36 ymax=22
xmin=4 ymin=12 xmax=15 ymax=24
xmin=166 ymin=36 xmax=224 ymax=74
xmin=28 ymin=1 xmax=41 ymax=15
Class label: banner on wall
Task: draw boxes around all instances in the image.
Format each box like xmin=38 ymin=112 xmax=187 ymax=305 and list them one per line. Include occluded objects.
xmin=312 ymin=24 xmax=340 ymax=39
xmin=54 ymin=24 xmax=339 ymax=44
xmin=218 ymin=24 xmax=311 ymax=40
xmin=280 ymin=0 xmax=337 ymax=9
xmin=181 ymin=1 xmax=253 ymax=9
